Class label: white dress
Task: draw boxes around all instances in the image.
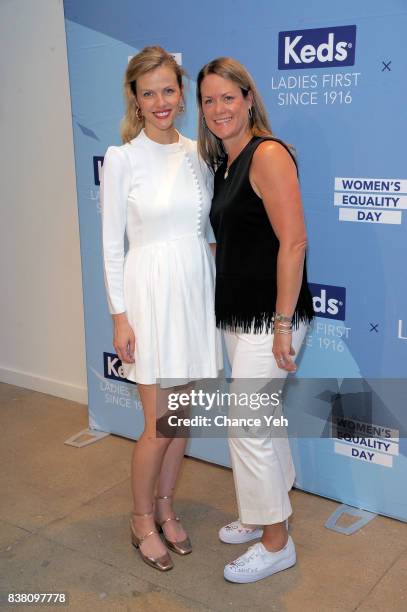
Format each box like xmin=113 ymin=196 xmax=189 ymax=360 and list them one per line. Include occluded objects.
xmin=101 ymin=129 xmax=222 ymax=385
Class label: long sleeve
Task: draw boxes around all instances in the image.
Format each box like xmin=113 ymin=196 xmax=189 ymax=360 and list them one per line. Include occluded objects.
xmin=100 ymin=146 xmax=131 ymax=314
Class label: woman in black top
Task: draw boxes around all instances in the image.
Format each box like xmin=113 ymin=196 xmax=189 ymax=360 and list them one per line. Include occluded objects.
xmin=197 ymin=57 xmax=314 ymax=583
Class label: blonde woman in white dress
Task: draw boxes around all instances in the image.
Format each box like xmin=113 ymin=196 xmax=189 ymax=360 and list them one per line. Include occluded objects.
xmin=101 ymin=46 xmax=222 ymax=572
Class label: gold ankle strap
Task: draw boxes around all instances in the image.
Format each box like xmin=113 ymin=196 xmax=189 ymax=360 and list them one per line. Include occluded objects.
xmin=132 ymin=510 xmax=153 ymax=517
xmin=160 ymin=516 xmax=180 ymax=525
xmin=138 ymin=529 xmax=158 ymax=545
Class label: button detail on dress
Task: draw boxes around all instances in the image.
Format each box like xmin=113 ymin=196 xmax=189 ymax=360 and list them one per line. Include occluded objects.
xmin=184 ymin=151 xmax=204 ymax=237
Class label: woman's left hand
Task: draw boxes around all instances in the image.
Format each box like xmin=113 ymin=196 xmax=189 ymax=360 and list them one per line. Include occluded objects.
xmin=272 ymin=333 xmax=297 ymax=372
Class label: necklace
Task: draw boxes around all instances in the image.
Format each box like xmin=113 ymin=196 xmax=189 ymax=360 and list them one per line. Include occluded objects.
xmin=223 ymin=139 xmax=252 ymax=179
xmin=223 ymin=135 xmax=252 ymax=179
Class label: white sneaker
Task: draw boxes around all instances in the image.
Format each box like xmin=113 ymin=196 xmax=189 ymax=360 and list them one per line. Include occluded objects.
xmin=223 ymin=537 xmax=296 ymax=583
xmin=219 ymin=520 xmax=263 ymax=544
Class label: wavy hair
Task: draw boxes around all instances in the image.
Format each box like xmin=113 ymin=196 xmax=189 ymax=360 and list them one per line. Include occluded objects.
xmin=196 ymin=57 xmax=275 ymax=169
xmin=121 ymin=46 xmax=186 ymax=143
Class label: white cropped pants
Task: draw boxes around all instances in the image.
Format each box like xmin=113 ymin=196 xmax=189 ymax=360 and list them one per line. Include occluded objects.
xmin=223 ymin=322 xmax=307 ymax=525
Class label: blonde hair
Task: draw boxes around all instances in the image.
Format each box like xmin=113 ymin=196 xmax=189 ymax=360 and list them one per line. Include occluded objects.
xmin=121 ymin=46 xmax=186 ymax=143
xmin=197 ymin=57 xmax=274 ymax=169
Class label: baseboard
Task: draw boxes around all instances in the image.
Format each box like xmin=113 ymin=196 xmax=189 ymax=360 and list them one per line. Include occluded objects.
xmin=0 ymin=366 xmax=88 ymax=404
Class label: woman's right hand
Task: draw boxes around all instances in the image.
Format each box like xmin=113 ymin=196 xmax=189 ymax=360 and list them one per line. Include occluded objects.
xmin=112 ymin=313 xmax=135 ymax=364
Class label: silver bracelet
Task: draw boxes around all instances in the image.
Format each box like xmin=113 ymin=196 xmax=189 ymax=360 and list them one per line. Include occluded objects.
xmin=273 ymin=312 xmax=293 ymax=324
xmin=273 ymin=312 xmax=293 ymax=334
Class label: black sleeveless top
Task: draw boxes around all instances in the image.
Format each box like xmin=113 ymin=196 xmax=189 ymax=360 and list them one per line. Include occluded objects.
xmin=210 ymin=136 xmax=314 ymax=333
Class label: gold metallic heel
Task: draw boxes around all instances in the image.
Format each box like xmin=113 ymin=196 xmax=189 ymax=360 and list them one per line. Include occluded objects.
xmin=130 ymin=511 xmax=174 ymax=571
xmin=155 ymin=495 xmax=192 ymax=555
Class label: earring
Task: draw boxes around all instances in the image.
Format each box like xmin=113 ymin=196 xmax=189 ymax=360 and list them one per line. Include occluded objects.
xmin=135 ymin=106 xmax=143 ymax=121
xmin=248 ymin=107 xmax=253 ymax=120
xmin=178 ymin=102 xmax=185 ymax=113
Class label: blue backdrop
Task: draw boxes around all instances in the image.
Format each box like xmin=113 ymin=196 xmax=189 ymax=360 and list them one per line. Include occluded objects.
xmin=63 ymin=0 xmax=407 ymax=521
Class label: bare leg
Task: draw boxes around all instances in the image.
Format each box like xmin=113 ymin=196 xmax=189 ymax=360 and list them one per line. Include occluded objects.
xmin=130 ymin=383 xmax=173 ymax=559
xmin=155 ymin=437 xmax=188 ymax=541
xmin=261 ymin=522 xmax=288 ymax=552
xmin=154 ymin=382 xmax=193 ymax=541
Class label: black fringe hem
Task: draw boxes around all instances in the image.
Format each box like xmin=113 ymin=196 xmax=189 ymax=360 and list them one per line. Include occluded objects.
xmin=216 ymin=307 xmax=314 ymax=334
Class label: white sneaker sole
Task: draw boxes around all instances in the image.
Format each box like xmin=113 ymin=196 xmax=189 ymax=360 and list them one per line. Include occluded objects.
xmin=224 ymin=554 xmax=296 ymax=583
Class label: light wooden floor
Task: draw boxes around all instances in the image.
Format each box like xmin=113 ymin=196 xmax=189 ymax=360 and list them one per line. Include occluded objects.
xmin=1 ymin=382 xmax=406 ymax=611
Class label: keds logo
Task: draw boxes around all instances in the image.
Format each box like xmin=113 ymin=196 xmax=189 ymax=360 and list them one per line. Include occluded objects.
xmin=103 ymin=352 xmax=135 ymax=384
xmin=278 ymin=25 xmax=356 ymax=70
xmin=309 ymin=283 xmax=346 ymax=320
